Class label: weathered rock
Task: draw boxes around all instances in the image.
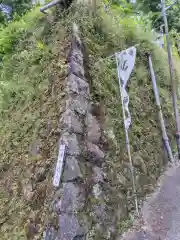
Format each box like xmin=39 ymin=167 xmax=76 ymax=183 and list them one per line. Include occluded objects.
xmin=119 ymin=230 xmax=157 ymax=240
xmin=60 ymin=109 xmax=83 ymax=134
xmin=71 ymin=48 xmax=83 ymax=66
xmin=59 ymin=213 xmax=87 ymax=240
xmin=60 ymin=132 xmax=80 ymax=156
xmin=26 ymin=219 xmax=39 ymax=240
xmin=93 ymin=183 xmax=102 ymax=199
xmin=93 ymin=166 xmax=105 ymax=183
xmin=66 ymin=95 xmax=88 ymax=116
xmin=59 ymin=214 xmax=80 ymax=240
xmin=66 ymin=74 xmax=79 ymax=94
xmin=43 ymin=226 xmax=58 ymax=240
xmin=53 ymin=188 xmax=63 ymax=201
xmin=92 ymin=204 xmax=107 ymax=223
xmin=68 ymin=60 xmax=84 ymax=79
xmin=63 ymin=156 xmax=82 ymax=182
xmin=51 ymin=188 xmax=63 ymax=213
xmin=87 ymin=223 xmax=109 ymax=240
xmin=66 ymin=74 xmax=89 ymax=98
xmin=72 ymin=28 xmax=81 ymax=49
xmin=86 ymin=142 xmax=105 ymax=165
xmin=73 ymin=236 xmax=86 ymax=240
xmin=86 ymin=113 xmax=101 ymax=144
xmin=29 ymin=139 xmax=40 ymax=156
xmin=23 ymin=183 xmax=34 ymax=202
xmin=59 ymin=182 xmax=85 ymax=214
xmin=90 ymin=103 xmax=102 ymax=118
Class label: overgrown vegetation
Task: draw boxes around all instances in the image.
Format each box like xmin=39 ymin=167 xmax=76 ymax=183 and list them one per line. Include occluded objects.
xmin=0 ymin=8 xmax=69 ymax=239
xmin=0 ymin=7 xmax=43 ymax=57
xmin=66 ymin=2 xmax=180 ymax=235
xmin=83 ymin=6 xmax=178 ymax=231
xmin=136 ymin=0 xmax=180 ymax=54
xmin=0 ymin=0 xmax=33 ymax=25
xmin=0 ymin=1 xmax=180 ymax=239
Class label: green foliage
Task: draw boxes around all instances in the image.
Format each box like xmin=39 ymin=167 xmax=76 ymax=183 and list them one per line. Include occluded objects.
xmin=64 ymin=2 xmax=179 ymax=234
xmin=0 ymin=2 xmax=179 ymax=238
xmin=82 ymin=1 xmax=177 ymax=226
xmin=0 ymin=0 xmax=32 ymax=23
xmin=0 ymin=11 xmax=6 ymax=25
xmin=136 ymin=0 xmax=160 ymax=13
xmin=111 ymin=0 xmax=133 ymax=14
xmin=0 ymin=7 xmax=43 ymax=57
xmin=133 ymin=0 xmax=180 ymax=58
xmin=8 ymin=0 xmax=32 ymax=15
xmin=117 ymin=217 xmax=133 ymax=233
xmin=137 ymin=0 xmax=180 ymax=38
xmin=0 ymin=7 xmax=68 ymax=239
xmin=165 ymin=1 xmax=180 ymax=32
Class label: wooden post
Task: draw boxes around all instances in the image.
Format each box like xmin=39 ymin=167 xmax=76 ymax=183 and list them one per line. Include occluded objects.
xmin=161 ymin=0 xmax=180 ymax=158
xmin=148 ymin=54 xmax=174 ymax=162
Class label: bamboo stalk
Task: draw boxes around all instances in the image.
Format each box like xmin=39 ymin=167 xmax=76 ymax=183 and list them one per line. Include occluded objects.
xmin=161 ymin=0 xmax=180 ymax=158
xmin=115 ymin=53 xmax=139 ymax=216
xmin=148 ymin=54 xmax=174 ymax=162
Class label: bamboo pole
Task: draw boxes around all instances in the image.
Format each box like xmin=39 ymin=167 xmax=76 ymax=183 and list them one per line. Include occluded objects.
xmin=148 ymin=54 xmax=174 ymax=162
xmin=115 ymin=53 xmax=139 ymax=216
xmin=161 ymin=0 xmax=180 ymax=158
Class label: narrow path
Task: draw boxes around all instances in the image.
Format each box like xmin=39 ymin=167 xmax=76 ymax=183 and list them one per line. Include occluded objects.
xmin=119 ymin=161 xmax=180 ymax=240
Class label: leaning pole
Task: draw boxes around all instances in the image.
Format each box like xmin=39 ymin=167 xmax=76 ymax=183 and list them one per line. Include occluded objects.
xmin=161 ymin=0 xmax=180 ymax=158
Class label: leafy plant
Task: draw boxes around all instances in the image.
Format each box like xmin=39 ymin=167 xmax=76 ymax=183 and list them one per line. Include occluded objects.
xmin=0 ymin=0 xmax=32 ymax=24
xmin=0 ymin=7 xmax=43 ymax=57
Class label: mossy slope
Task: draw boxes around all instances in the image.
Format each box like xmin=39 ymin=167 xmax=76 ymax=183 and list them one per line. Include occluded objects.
xmin=0 ymin=9 xmax=69 ymax=239
xmin=0 ymin=3 xmax=179 ymax=239
xmin=67 ymin=4 xmax=178 ymax=234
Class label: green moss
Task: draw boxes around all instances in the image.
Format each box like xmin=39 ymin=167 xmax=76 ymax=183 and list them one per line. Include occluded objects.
xmin=117 ymin=217 xmax=133 ymax=234
xmin=0 ymin=9 xmax=69 ymax=239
